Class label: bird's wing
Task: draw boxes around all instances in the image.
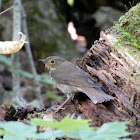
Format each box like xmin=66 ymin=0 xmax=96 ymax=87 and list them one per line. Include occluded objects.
xmin=52 ymin=61 xmax=114 ymax=104
xmin=79 ymin=87 xmax=114 ymax=103
xmin=51 ymin=61 xmax=100 ymax=88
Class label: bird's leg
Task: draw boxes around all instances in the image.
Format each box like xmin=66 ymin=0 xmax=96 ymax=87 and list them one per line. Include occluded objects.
xmin=54 ymin=93 xmax=74 ymax=113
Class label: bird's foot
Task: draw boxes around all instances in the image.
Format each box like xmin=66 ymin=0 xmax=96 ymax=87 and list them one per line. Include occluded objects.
xmin=53 ymin=96 xmax=72 ymax=113
xmin=53 ymin=106 xmax=65 ymax=113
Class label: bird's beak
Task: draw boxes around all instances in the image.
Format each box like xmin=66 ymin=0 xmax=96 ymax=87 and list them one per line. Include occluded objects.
xmin=38 ymin=59 xmax=45 ymax=62
xmin=38 ymin=59 xmax=49 ymax=69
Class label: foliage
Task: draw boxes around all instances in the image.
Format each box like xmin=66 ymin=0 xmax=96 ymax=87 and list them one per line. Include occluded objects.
xmin=0 ymin=115 xmax=132 ymax=140
xmin=67 ymin=0 xmax=74 ymax=6
xmin=0 ymin=55 xmax=54 ymax=85
xmin=32 ymin=115 xmax=132 ymax=140
xmin=0 ymin=121 xmax=64 ymax=140
xmin=46 ymin=90 xmax=63 ymax=99
xmin=0 ymin=55 xmax=11 ymax=66
xmin=32 ymin=115 xmax=91 ymax=132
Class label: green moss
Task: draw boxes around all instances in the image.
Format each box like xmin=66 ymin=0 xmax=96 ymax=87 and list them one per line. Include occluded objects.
xmin=113 ymin=3 xmax=140 ymax=61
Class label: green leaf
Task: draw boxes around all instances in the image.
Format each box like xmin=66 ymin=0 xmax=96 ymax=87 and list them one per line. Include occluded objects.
xmin=4 ymin=135 xmax=26 ymax=140
xmin=19 ymin=70 xmax=34 ymax=79
xmin=78 ymin=121 xmax=132 ymax=140
xmin=0 ymin=121 xmax=37 ymax=137
xmin=0 ymin=119 xmax=133 ymax=140
xmin=33 ymin=130 xmax=65 ymax=139
xmin=0 ymin=122 xmax=64 ymax=140
xmin=0 ymin=129 xmax=6 ymax=136
xmin=0 ymin=55 xmax=11 ymax=66
xmin=32 ymin=115 xmax=91 ymax=132
xmin=78 ymin=129 xmax=97 ymax=140
xmin=38 ymin=74 xmax=54 ymax=85
xmin=19 ymin=70 xmax=54 ymax=85
xmin=66 ymin=129 xmax=95 ymax=139
xmin=46 ymin=90 xmax=63 ymax=99
xmin=0 ymin=55 xmax=54 ymax=85
xmin=96 ymin=121 xmax=132 ymax=138
xmin=67 ymin=0 xmax=74 ymax=6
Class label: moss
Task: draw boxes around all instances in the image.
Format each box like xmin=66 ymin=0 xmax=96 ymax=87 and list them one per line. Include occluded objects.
xmin=113 ymin=3 xmax=140 ymax=61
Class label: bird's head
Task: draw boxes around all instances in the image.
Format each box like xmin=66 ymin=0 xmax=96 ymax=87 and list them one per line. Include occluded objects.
xmin=39 ymin=56 xmax=66 ymax=71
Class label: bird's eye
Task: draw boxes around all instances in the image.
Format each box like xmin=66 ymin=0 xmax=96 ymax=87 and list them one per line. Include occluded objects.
xmin=51 ymin=60 xmax=55 ymax=63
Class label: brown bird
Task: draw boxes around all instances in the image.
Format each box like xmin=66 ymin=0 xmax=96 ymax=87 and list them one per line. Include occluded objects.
xmin=39 ymin=56 xmax=114 ymax=111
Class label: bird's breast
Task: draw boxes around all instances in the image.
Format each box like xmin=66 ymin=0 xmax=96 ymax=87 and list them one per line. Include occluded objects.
xmin=56 ymin=83 xmax=80 ymax=94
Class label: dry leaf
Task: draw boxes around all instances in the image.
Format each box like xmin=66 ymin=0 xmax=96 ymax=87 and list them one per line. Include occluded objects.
xmin=0 ymin=32 xmax=27 ymax=54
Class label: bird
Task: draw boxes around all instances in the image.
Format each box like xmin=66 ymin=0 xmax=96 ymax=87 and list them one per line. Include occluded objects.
xmin=39 ymin=56 xmax=114 ymax=112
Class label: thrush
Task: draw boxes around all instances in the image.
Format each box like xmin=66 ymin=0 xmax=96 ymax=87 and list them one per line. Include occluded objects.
xmin=39 ymin=56 xmax=114 ymax=112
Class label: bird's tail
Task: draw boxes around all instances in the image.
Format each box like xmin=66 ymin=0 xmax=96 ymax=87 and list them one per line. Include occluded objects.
xmin=80 ymin=87 xmax=114 ymax=104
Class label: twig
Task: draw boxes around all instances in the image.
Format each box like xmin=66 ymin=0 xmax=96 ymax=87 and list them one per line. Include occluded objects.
xmin=0 ymin=5 xmax=14 ymax=15
xmin=21 ymin=4 xmax=44 ymax=108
